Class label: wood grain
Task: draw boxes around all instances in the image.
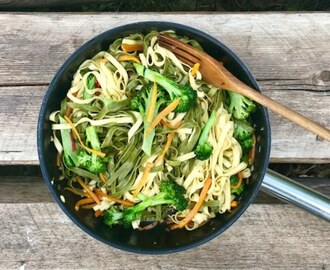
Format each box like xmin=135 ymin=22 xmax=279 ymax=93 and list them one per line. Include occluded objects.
xmin=0 ymin=13 xmax=329 ymax=163
xmin=0 ymin=203 xmax=328 ymax=270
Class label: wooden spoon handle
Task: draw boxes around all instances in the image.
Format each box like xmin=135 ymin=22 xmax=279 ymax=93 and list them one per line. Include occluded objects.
xmin=239 ymin=84 xmax=330 ymax=141
xmin=212 ymin=63 xmax=330 ymax=141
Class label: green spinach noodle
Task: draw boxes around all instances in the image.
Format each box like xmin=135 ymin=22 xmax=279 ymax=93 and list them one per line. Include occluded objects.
xmin=50 ymin=30 xmax=256 ymax=231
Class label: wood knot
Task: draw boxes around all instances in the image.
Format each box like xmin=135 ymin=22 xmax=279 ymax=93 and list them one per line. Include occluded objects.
xmin=312 ymin=70 xmax=330 ymax=85
xmin=320 ymin=70 xmax=330 ymax=82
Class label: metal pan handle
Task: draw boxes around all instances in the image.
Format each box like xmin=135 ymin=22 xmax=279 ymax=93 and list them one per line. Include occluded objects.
xmin=261 ymin=169 xmax=330 ymax=222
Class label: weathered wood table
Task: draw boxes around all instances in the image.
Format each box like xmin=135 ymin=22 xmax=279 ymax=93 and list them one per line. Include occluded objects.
xmin=0 ymin=12 xmax=329 ymax=270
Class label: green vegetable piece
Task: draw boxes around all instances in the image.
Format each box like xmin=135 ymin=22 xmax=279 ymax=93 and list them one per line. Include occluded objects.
xmin=104 ymin=207 xmax=125 ymax=227
xmin=134 ymin=63 xmax=197 ymax=113
xmin=130 ymin=83 xmax=168 ymax=156
xmin=59 ymin=116 xmax=79 ymax=167
xmin=230 ymin=175 xmax=245 ymax=195
xmin=103 ymin=180 xmax=188 ymax=227
xmin=194 ymin=111 xmax=216 ymax=160
xmin=233 ymin=119 xmax=255 ymax=154
xmin=84 ymin=126 xmax=107 ymax=174
xmin=83 ymin=74 xmax=96 ymax=100
xmin=228 ymin=91 xmax=256 ymax=120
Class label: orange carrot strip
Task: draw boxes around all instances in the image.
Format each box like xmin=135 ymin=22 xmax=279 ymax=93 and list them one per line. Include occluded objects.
xmin=160 ymin=119 xmax=183 ymax=129
xmin=230 ymin=200 xmax=238 ymax=208
xmin=133 ymin=162 xmax=154 ymax=197
xmin=146 ymin=80 xmax=158 ymax=122
xmin=171 ymin=177 xmax=212 ymax=230
xmin=154 ymin=132 xmax=174 ymax=165
xmin=74 ymin=197 xmax=95 ymax=211
xmin=65 ymin=108 xmax=73 ymax=117
xmin=63 ymin=115 xmax=106 ymax=158
xmin=95 ymin=210 xmax=103 ymax=217
xmin=80 ymin=203 xmax=97 ymax=209
xmin=76 ymin=177 xmax=101 ymax=205
xmin=121 ymin=43 xmax=144 ymax=52
xmin=146 ymin=99 xmax=180 ymax=135
xmin=191 ymin=63 xmax=200 ymax=76
xmin=99 ymin=173 xmax=107 ymax=184
xmin=118 ymin=54 xmax=141 ymax=64
xmin=231 ymin=171 xmax=243 ymax=189
xmin=95 ymin=189 xmax=134 ymax=207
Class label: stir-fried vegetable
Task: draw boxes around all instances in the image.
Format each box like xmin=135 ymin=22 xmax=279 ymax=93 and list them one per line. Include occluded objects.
xmin=51 ymin=30 xmax=256 ymax=231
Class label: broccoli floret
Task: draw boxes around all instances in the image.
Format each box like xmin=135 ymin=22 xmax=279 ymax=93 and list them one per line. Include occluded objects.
xmin=230 ymin=175 xmax=245 ymax=195
xmin=130 ymin=83 xmax=168 ymax=155
xmin=240 ymin=137 xmax=254 ymax=153
xmin=76 ymin=150 xmax=91 ymax=168
xmin=194 ymin=112 xmax=216 ymax=160
xmin=103 ymin=180 xmax=188 ymax=228
xmin=75 ymin=150 xmax=107 ymax=174
xmin=59 ymin=119 xmax=108 ymax=174
xmin=134 ymin=63 xmax=197 ymax=113
xmin=84 ymin=125 xmax=107 ymax=173
xmin=228 ymin=91 xmax=256 ymax=120
xmin=233 ymin=120 xmax=255 ymax=154
xmin=103 ymin=206 xmax=125 ymax=227
xmin=234 ymin=120 xmax=254 ymax=141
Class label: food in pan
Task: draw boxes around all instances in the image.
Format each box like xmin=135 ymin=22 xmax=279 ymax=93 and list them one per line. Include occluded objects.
xmin=50 ymin=30 xmax=256 ymax=231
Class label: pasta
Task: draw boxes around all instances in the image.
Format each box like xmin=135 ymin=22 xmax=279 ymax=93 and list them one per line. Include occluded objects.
xmin=50 ymin=30 xmax=255 ymax=231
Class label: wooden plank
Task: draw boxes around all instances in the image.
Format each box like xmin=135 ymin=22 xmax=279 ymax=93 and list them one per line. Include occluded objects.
xmin=1 ymin=13 xmax=330 ymax=85
xmin=0 ymin=86 xmax=44 ymax=164
xmin=0 ymin=203 xmax=328 ymax=269
xmin=1 ymin=174 xmax=329 ymax=204
xmin=0 ymin=13 xmax=329 ymax=163
xmin=0 ymin=83 xmax=329 ymax=164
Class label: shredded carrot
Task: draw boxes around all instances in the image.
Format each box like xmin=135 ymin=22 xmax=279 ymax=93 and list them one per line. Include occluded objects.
xmin=118 ymin=54 xmax=141 ymax=63
xmin=191 ymin=63 xmax=200 ymax=76
xmin=121 ymin=43 xmax=144 ymax=52
xmin=95 ymin=210 xmax=103 ymax=217
xmin=133 ymin=162 xmax=154 ymax=197
xmin=146 ymin=80 xmax=158 ymax=122
xmin=146 ymin=99 xmax=180 ymax=135
xmin=230 ymin=200 xmax=238 ymax=208
xmin=160 ymin=119 xmax=183 ymax=129
xmin=80 ymin=203 xmax=97 ymax=209
xmin=75 ymin=197 xmax=95 ymax=211
xmin=65 ymin=108 xmax=73 ymax=117
xmin=249 ymin=134 xmax=256 ymax=165
xmin=171 ymin=177 xmax=212 ymax=230
xmin=95 ymin=189 xmax=134 ymax=207
xmin=155 ymin=132 xmax=174 ymax=165
xmin=231 ymin=171 xmax=243 ymax=189
xmin=99 ymin=173 xmax=107 ymax=184
xmin=63 ymin=115 xmax=106 ymax=158
xmin=76 ymin=177 xmax=101 ymax=205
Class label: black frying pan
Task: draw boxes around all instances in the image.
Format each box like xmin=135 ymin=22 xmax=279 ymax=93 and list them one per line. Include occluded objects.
xmin=37 ymin=21 xmax=327 ymax=254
